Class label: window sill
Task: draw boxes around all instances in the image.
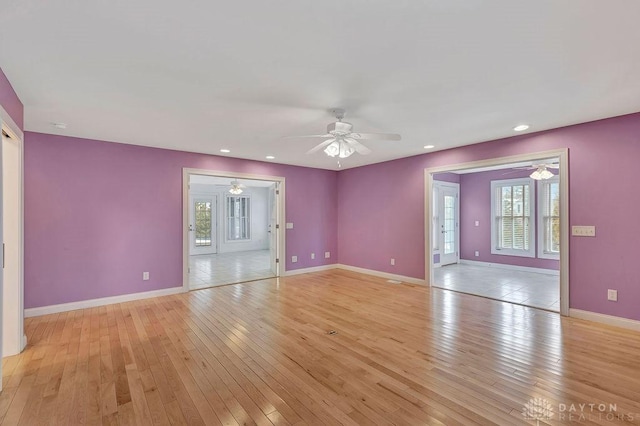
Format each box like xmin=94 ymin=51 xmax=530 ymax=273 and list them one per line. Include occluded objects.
xmin=491 ymin=249 xmax=536 ymax=258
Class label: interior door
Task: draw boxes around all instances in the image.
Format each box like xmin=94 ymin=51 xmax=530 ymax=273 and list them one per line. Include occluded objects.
xmin=439 ymin=186 xmax=459 ymax=266
xmin=189 ymin=195 xmax=217 ymax=255
xmin=0 ymin=120 xmax=4 ymax=388
xmin=268 ymin=183 xmax=278 ymax=276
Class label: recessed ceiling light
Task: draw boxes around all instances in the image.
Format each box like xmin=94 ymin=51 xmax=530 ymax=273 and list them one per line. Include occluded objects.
xmin=424 ymin=145 xmax=435 ymax=149
xmin=51 ymin=122 xmax=67 ymax=129
xmin=220 ymin=149 xmax=230 ymax=153
xmin=513 ymin=124 xmax=530 ymax=132
xmin=265 ymin=155 xmax=275 ymax=160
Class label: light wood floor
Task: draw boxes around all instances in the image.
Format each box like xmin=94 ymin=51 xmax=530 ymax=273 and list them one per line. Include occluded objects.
xmin=2 ymin=270 xmax=640 ymax=425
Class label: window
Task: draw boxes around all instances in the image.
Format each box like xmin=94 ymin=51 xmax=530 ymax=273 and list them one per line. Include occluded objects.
xmin=226 ymin=195 xmax=251 ymax=241
xmin=194 ymin=200 xmax=213 ymax=246
xmin=491 ymin=178 xmax=535 ymax=257
xmin=538 ymin=177 xmax=560 ymax=259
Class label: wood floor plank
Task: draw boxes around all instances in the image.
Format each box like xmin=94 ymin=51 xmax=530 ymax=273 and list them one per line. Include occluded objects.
xmin=6 ymin=270 xmax=640 ymax=425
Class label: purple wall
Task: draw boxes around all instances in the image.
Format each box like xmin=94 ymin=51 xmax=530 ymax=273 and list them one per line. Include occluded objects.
xmin=459 ymin=169 xmax=559 ymax=270
xmin=0 ymin=67 xmax=23 ymax=130
xmin=433 ymin=172 xmax=460 ymax=184
xmin=24 ymin=132 xmax=338 ymax=308
xmin=337 ymin=112 xmax=640 ymax=321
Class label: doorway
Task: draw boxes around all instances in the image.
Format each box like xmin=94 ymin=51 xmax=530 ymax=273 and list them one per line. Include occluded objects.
xmin=1 ymin=110 xmax=26 ymax=370
xmin=189 ymin=194 xmax=217 ymax=256
xmin=425 ymin=149 xmax=569 ymax=316
xmin=433 ymin=182 xmax=459 ymax=266
xmin=182 ymin=169 xmax=285 ymax=291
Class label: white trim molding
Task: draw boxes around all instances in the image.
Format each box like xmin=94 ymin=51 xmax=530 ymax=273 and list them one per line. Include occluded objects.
xmin=570 ymin=309 xmax=640 ymax=332
xmin=459 ymin=259 xmax=559 ymax=276
xmin=336 ymin=264 xmax=426 ymax=286
xmin=283 ymin=264 xmax=337 ymax=276
xmin=24 ymin=287 xmax=185 ymax=318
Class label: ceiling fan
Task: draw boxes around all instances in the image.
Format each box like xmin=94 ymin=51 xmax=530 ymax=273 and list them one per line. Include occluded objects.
xmin=287 ymin=109 xmax=401 ymax=159
xmin=505 ymin=163 xmax=559 ymax=180
xmin=213 ymin=180 xmax=247 ymax=194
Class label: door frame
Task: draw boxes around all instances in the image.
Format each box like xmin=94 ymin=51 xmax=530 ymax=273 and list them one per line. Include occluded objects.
xmin=433 ymin=181 xmax=460 ymax=266
xmin=0 ymin=104 xmax=26 ymax=366
xmin=424 ymin=148 xmax=570 ymax=316
xmin=182 ymin=168 xmax=285 ymax=292
xmin=189 ymin=193 xmax=218 ymax=255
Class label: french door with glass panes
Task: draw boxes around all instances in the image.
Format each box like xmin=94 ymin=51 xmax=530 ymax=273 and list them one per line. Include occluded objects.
xmin=438 ymin=184 xmax=459 ymax=266
xmin=190 ymin=195 xmax=217 ymax=255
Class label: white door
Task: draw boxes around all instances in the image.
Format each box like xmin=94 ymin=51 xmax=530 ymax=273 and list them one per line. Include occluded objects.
xmin=0 ymin=121 xmax=4 ymax=390
xmin=189 ymin=195 xmax=217 ymax=255
xmin=438 ymin=185 xmax=459 ymax=266
xmin=268 ymin=183 xmax=279 ymax=276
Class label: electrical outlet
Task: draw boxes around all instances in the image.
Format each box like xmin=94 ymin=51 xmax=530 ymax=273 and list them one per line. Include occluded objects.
xmin=291 ymin=255 xmax=298 ymax=263
xmin=607 ymin=289 xmax=618 ymax=302
xmin=286 ymin=222 xmax=294 ymax=229
xmin=475 ymin=251 xmax=479 ymax=257
xmin=143 ymin=272 xmax=149 ymax=281
xmin=324 ymin=251 xmax=330 ymax=258
xmin=311 ymin=253 xmax=315 ymax=259
xmin=390 ymin=258 xmax=395 ymax=266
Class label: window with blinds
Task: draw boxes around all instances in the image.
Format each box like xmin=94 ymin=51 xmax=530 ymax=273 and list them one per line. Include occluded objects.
xmin=538 ymin=177 xmax=560 ymax=259
xmin=491 ymin=178 xmax=535 ymax=258
xmin=226 ymin=195 xmax=251 ymax=241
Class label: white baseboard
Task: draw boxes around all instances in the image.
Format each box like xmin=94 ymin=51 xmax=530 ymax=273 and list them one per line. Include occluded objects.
xmin=283 ymin=264 xmax=337 ymax=276
xmin=336 ymin=264 xmax=426 ymax=286
xmin=459 ymin=259 xmax=559 ymax=276
xmin=569 ymin=309 xmax=640 ymax=332
xmin=24 ymin=287 xmax=185 ymax=318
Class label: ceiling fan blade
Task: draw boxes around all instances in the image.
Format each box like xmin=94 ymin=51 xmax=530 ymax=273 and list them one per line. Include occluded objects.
xmin=306 ymin=138 xmax=335 ymax=154
xmin=344 ymin=138 xmax=372 ymax=155
xmin=350 ymin=132 xmax=401 ymax=141
xmin=284 ymin=134 xmax=332 ymax=139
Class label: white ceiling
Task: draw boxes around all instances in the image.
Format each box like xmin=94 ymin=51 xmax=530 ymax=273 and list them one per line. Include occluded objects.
xmin=2 ymin=1 xmax=640 ymax=170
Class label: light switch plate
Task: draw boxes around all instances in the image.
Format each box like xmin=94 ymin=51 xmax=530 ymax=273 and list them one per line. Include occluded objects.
xmin=608 ymin=289 xmax=618 ymax=301
xmin=285 ymin=223 xmax=294 ymax=229
xmin=572 ymin=225 xmax=596 ymax=237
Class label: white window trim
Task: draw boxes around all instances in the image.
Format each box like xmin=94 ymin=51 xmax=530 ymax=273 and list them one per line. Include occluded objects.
xmin=225 ymin=194 xmax=252 ymax=243
xmin=490 ymin=177 xmax=536 ymax=258
xmin=537 ymin=176 xmax=560 ymax=260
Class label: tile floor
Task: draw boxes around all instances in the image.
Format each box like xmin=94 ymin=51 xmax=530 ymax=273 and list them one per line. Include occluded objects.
xmin=189 ymin=249 xmax=274 ymax=289
xmin=433 ymin=263 xmax=560 ymax=312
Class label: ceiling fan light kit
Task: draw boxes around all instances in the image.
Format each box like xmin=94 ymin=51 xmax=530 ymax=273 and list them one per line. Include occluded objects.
xmin=324 ymin=139 xmax=355 ymax=158
xmin=229 ymin=180 xmax=245 ymax=194
xmin=530 ymin=167 xmax=554 ymax=180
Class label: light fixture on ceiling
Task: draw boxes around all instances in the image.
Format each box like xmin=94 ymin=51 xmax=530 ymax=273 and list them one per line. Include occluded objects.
xmin=220 ymin=148 xmax=231 ymax=153
xmin=324 ymin=139 xmax=355 ymax=158
xmin=530 ymin=165 xmax=554 ymax=180
xmin=51 ymin=122 xmax=67 ymax=129
xmin=229 ymin=180 xmax=245 ymax=194
xmin=265 ymin=155 xmax=275 ymax=160
xmin=513 ymin=124 xmax=530 ymax=132
xmin=424 ymin=145 xmax=435 ymax=149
